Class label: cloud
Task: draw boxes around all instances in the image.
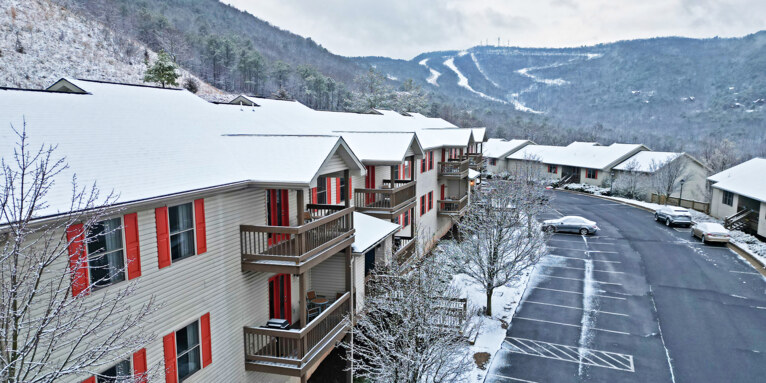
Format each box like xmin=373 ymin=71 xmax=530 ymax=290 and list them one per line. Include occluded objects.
xmin=222 ymin=0 xmax=766 ymax=59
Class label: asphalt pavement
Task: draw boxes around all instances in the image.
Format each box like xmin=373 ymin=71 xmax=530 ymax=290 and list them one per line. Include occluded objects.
xmin=485 ymin=191 xmax=766 ymax=383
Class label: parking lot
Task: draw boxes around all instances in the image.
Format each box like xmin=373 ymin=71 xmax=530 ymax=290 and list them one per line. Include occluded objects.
xmin=486 ymin=191 xmax=766 ymax=383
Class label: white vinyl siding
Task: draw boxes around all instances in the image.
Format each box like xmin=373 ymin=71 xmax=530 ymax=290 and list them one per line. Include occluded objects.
xmin=309 ymin=254 xmax=346 ymax=299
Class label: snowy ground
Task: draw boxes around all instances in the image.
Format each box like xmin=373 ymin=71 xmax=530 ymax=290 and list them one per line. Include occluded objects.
xmin=450 ymin=269 xmax=534 ymax=382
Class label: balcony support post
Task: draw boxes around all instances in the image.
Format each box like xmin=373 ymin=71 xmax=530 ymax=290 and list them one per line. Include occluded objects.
xmin=297 ymin=189 xmax=305 ymax=226
xmin=409 ymin=155 xmax=416 ymax=181
xmin=344 ymin=169 xmax=351 ymax=208
xmin=299 ymin=272 xmax=307 ymax=329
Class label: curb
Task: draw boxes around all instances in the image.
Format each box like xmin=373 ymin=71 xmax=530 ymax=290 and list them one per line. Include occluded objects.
xmin=557 ymin=189 xmax=766 ymax=277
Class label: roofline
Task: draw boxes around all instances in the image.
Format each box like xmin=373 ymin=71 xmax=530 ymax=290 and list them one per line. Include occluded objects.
xmin=74 ymin=78 xmax=186 ymax=91
xmin=710 ymin=183 xmax=766 ymax=204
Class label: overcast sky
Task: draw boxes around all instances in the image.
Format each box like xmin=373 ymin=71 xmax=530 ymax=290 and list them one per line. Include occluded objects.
xmin=222 ymin=0 xmax=766 ymax=59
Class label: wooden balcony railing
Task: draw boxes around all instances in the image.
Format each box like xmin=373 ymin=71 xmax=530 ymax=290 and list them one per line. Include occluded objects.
xmin=240 ymin=205 xmax=354 ymax=265
xmin=438 ymin=195 xmax=469 ymax=215
xmin=243 ymin=293 xmax=351 ymax=369
xmin=393 ymin=236 xmax=416 ymax=264
xmin=353 ymin=180 xmax=416 ymax=212
xmin=438 ymin=159 xmax=469 ymax=177
xmin=461 ymin=153 xmax=484 ymax=171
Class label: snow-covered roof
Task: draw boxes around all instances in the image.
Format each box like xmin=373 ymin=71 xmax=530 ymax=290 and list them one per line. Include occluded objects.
xmin=0 ymin=79 xmax=364 ymax=219
xmin=483 ymin=139 xmax=531 ymax=158
xmin=468 ymin=169 xmax=481 ymax=180
xmin=708 ymin=158 xmax=766 ymax=203
xmin=334 ymin=132 xmax=423 ymax=164
xmin=471 ymin=127 xmax=486 ymax=142
xmin=351 ymin=212 xmax=400 ymax=253
xmin=613 ymin=151 xmax=682 ymax=172
xmin=416 ymin=128 xmax=472 ymax=149
xmin=508 ymin=143 xmax=647 ymax=169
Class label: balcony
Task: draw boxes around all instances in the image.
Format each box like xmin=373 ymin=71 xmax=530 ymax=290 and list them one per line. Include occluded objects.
xmin=393 ymin=236 xmax=416 ymax=265
xmin=243 ymin=292 xmax=351 ymax=377
xmin=353 ymin=179 xmax=417 ymax=220
xmin=438 ymin=195 xmax=469 ymax=216
xmin=240 ymin=205 xmax=355 ymax=274
xmin=463 ymin=153 xmax=484 ymax=172
xmin=438 ymin=159 xmax=469 ymax=179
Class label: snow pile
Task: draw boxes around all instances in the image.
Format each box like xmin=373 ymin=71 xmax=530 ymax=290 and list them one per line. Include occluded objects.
xmin=563 ymin=183 xmax=611 ymax=196
xmin=0 ymin=0 xmax=218 ymax=94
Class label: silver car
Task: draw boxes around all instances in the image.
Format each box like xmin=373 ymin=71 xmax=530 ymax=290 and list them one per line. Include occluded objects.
xmin=654 ymin=206 xmax=692 ymax=227
xmin=543 ymin=216 xmax=599 ymax=235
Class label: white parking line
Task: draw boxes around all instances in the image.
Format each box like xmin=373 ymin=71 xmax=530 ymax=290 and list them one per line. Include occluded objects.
xmin=504 ymin=337 xmax=635 ymax=372
xmin=532 ymin=287 xmax=627 ymax=300
xmin=543 ymin=265 xmax=625 ymax=274
xmin=547 ymin=254 xmax=621 ymax=264
xmin=673 ymin=227 xmax=691 ymax=232
xmin=514 ymin=316 xmax=631 ymax=335
xmin=541 ymin=275 xmax=623 ymax=286
xmin=730 ymin=270 xmax=760 ymax=275
xmin=487 ymin=373 xmax=539 ymax=383
xmin=547 ymin=246 xmax=620 ymax=254
xmin=524 ymin=300 xmax=629 ymax=317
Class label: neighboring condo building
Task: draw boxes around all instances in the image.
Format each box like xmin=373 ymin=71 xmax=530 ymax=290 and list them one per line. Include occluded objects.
xmin=707 ymin=158 xmax=766 ymax=238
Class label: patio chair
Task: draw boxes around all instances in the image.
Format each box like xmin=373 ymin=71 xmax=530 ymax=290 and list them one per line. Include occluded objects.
xmin=307 ymin=307 xmax=320 ymax=322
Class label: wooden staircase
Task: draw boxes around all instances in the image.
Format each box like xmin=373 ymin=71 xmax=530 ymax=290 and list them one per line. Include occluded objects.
xmin=724 ymin=208 xmax=757 ymax=232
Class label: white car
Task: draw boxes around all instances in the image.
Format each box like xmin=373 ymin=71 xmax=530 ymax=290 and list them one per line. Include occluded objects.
xmin=654 ymin=206 xmax=692 ymax=227
xmin=691 ymin=222 xmax=730 ymax=244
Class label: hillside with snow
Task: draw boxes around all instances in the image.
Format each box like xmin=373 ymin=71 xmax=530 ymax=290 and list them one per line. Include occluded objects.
xmin=0 ymin=0 xmax=219 ymax=93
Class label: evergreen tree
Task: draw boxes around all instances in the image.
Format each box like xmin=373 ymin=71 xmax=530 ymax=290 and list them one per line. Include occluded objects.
xmin=143 ymin=51 xmax=179 ymax=88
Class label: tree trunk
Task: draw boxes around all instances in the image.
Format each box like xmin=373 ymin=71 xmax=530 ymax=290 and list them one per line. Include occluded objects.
xmin=485 ymin=287 xmax=493 ymax=316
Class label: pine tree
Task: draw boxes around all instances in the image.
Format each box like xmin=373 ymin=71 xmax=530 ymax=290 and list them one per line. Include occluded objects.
xmin=143 ymin=51 xmax=179 ymax=88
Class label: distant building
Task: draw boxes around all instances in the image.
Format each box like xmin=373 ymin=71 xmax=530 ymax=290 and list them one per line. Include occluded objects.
xmin=612 ymin=151 xmax=710 ymax=202
xmin=707 ymin=158 xmax=766 ymax=238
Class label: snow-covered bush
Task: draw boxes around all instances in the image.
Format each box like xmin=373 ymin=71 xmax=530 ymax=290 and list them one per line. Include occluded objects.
xmin=563 ymin=183 xmax=611 ymax=196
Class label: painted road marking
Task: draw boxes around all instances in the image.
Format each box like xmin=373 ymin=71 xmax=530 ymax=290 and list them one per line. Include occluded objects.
xmin=547 ymin=246 xmax=620 ymax=254
xmin=543 ymin=265 xmax=625 ymax=274
xmin=541 ymin=275 xmax=623 ymax=286
xmin=547 ymin=254 xmax=621 ymax=264
xmin=504 ymin=337 xmax=635 ymax=372
xmin=532 ymin=287 xmax=627 ymax=300
xmin=673 ymin=227 xmax=691 ymax=232
xmin=514 ymin=316 xmax=631 ymax=335
xmin=524 ymin=300 xmax=629 ymax=317
xmin=730 ymin=270 xmax=760 ymax=275
xmin=487 ymin=373 xmax=539 ymax=383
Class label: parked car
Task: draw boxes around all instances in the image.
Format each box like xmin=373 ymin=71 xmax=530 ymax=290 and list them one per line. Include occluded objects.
xmin=543 ymin=216 xmax=599 ymax=235
xmin=691 ymin=222 xmax=730 ymax=244
xmin=654 ymin=206 xmax=692 ymax=227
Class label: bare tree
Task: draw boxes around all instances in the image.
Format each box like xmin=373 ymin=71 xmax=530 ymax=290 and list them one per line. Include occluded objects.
xmin=699 ymin=138 xmax=740 ymax=173
xmin=649 ymin=157 xmax=686 ymax=202
xmin=445 ymin=179 xmax=549 ymax=316
xmin=1 ymin=125 xmax=158 ymax=382
xmin=612 ymin=159 xmax=645 ymax=200
xmin=348 ymin=255 xmax=471 ymax=383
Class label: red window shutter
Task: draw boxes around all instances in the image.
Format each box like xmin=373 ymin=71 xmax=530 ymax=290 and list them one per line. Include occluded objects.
xmin=595 ymin=170 xmax=598 ymax=179
xmin=348 ymin=177 xmax=353 ymax=201
xmin=335 ymin=178 xmax=341 ymax=203
xmin=133 ymin=348 xmax=147 ymax=383
xmin=123 ymin=213 xmax=142 ymax=280
xmin=280 ymin=190 xmax=290 ymax=226
xmin=66 ymin=223 xmax=89 ymax=297
xmin=311 ymin=187 xmax=318 ymax=204
xmin=81 ymin=377 xmax=96 ymax=383
xmin=201 ymin=313 xmax=212 ymax=367
xmin=194 ymin=199 xmax=207 ymax=254
xmin=155 ymin=207 xmax=171 ymax=269
xmin=163 ymin=332 xmax=177 ymax=383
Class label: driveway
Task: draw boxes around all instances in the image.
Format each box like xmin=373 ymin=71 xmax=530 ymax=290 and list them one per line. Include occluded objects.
xmin=485 ymin=191 xmax=766 ymax=382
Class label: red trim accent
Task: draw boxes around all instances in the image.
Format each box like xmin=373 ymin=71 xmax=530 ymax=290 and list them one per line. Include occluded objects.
xmin=81 ymin=377 xmax=96 ymax=383
xmin=348 ymin=177 xmax=353 ymax=201
xmin=326 ymin=178 xmax=333 ymax=204
xmin=336 ymin=178 xmax=342 ymax=203
xmin=268 ymin=274 xmax=292 ymax=323
xmin=155 ymin=207 xmax=171 ymax=269
xmin=311 ymin=187 xmax=318 ymax=204
xmin=194 ymin=199 xmax=207 ymax=254
xmin=201 ymin=313 xmax=212 ymax=367
xmin=67 ymin=223 xmax=89 ymax=297
xmin=133 ymin=348 xmax=148 ymax=383
xmin=441 ymin=148 xmax=445 ymax=162
xmin=268 ymin=190 xmax=290 ymax=245
xmin=163 ymin=332 xmax=177 ymax=383
xmin=124 ymin=213 xmax=141 ymax=280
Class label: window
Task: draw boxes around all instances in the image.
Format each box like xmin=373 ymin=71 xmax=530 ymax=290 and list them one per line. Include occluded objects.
xmin=316 ymin=177 xmax=328 ymax=204
xmin=722 ymin=190 xmax=734 ymax=206
xmin=176 ymin=321 xmax=202 ymax=381
xmin=169 ymin=203 xmax=196 ymax=261
xmin=428 ymin=151 xmax=434 ymax=170
xmin=87 ymin=217 xmax=125 ymax=288
xmin=428 ymin=191 xmax=433 ymax=211
xmin=394 ymin=215 xmax=400 ymax=225
xmin=403 ymin=161 xmax=410 ymax=179
xmin=490 ymin=158 xmax=497 ymax=166
xmin=548 ymin=165 xmax=557 ymax=174
xmin=402 ymin=210 xmax=410 ymax=228
xmin=392 ymin=166 xmax=400 ymax=181
xmin=98 ymin=359 xmax=131 ymax=383
xmin=585 ymin=169 xmax=598 ymax=179
xmin=420 ymin=195 xmax=426 ymax=216
xmin=421 ymin=158 xmax=426 ymax=173
xmin=339 ymin=178 xmax=346 ymax=203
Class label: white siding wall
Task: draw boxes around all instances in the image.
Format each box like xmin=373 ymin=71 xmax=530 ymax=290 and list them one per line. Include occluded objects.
xmin=352 ymin=254 xmax=365 ymax=312
xmin=759 ymin=202 xmax=766 ymax=237
xmin=580 ymin=168 xmax=604 ymax=186
xmin=309 ymin=254 xmax=347 ymax=299
xmin=710 ymin=188 xmax=739 ymax=219
xmin=417 ymin=149 xmax=445 ymax=250
xmin=485 ymin=158 xmax=507 ymax=175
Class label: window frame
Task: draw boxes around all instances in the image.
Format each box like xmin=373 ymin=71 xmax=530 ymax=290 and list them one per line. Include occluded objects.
xmin=168 ymin=202 xmax=197 ymax=262
xmin=428 ymin=191 xmax=433 ymax=211
xmin=548 ymin=165 xmax=557 ymax=174
xmin=428 ymin=151 xmax=434 ymax=170
xmin=316 ymin=177 xmax=327 ymax=204
xmin=176 ymin=319 xmax=202 ymax=382
xmin=97 ymin=359 xmax=132 ymax=383
xmin=490 ymin=158 xmax=497 ymax=166
xmin=420 ymin=195 xmax=426 ymax=216
xmin=339 ymin=178 xmax=346 ymax=203
xmin=86 ymin=216 xmax=127 ymax=290
xmin=585 ymin=169 xmax=598 ymax=179
xmin=722 ymin=190 xmax=734 ymax=206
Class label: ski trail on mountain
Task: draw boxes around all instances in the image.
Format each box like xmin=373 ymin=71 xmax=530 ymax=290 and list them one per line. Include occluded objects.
xmin=443 ymin=57 xmax=508 ymax=104
xmin=419 ymin=58 xmax=441 ymax=86
xmin=471 ymin=53 xmax=500 ymax=88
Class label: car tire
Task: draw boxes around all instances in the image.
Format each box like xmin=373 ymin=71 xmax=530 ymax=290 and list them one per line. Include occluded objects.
xmin=545 ymin=226 xmax=556 ymax=233
xmin=665 ymin=219 xmax=671 ymax=227
xmin=654 ymin=214 xmax=659 ymax=222
xmin=579 ymin=228 xmax=589 ymax=236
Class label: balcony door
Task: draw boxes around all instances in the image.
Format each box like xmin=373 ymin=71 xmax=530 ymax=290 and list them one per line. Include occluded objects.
xmin=267 ymin=189 xmax=289 ymax=245
xmin=268 ymin=274 xmax=292 ymax=324
xmin=365 ymin=166 xmax=376 ymax=204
